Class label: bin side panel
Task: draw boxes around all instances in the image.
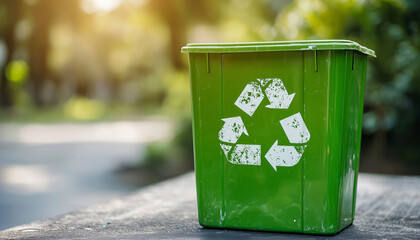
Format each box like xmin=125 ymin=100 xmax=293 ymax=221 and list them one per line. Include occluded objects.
xmin=338 ymin=52 xmax=368 ymax=230
xmin=331 ymin=50 xmax=352 ymax=231
xmin=303 ymin=50 xmax=347 ymax=234
xmin=189 ymin=53 xmax=224 ymax=227
xmin=221 ymin=52 xmax=304 ymax=232
xmin=351 ymin=53 xmax=368 ymax=224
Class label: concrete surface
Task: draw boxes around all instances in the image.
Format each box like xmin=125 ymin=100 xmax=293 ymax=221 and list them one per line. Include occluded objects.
xmin=1 ymin=172 xmax=419 ymax=239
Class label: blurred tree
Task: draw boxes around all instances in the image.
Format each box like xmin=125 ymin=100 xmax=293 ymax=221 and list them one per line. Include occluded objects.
xmin=149 ymin=0 xmax=220 ymax=70
xmin=275 ymin=0 xmax=420 ymax=170
xmin=0 ymin=0 xmax=23 ymax=108
xmin=27 ymin=0 xmax=56 ymax=106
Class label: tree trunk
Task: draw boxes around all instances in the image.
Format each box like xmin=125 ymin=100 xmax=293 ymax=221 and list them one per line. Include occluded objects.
xmin=0 ymin=1 xmax=22 ymax=108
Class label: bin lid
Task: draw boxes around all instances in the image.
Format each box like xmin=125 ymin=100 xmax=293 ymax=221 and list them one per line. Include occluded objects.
xmin=181 ymin=40 xmax=375 ymax=57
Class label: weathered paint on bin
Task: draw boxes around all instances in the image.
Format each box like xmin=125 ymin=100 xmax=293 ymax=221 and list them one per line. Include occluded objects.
xmin=182 ymin=40 xmax=374 ymax=235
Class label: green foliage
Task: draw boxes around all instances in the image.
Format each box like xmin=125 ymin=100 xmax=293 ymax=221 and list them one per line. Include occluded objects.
xmin=64 ymin=97 xmax=106 ymax=120
xmin=143 ymin=142 xmax=172 ymax=168
xmin=161 ymin=70 xmax=191 ymax=117
xmin=142 ymin=118 xmax=193 ymax=170
xmin=5 ymin=60 xmax=29 ymax=89
xmin=275 ymin=0 xmax=420 ymax=165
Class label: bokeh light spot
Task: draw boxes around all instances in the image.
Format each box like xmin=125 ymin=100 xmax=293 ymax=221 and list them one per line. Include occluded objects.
xmin=64 ymin=97 xmax=105 ymax=120
xmin=5 ymin=60 xmax=29 ymax=86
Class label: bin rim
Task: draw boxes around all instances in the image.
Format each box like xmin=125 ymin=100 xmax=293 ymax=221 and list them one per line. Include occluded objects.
xmin=181 ymin=39 xmax=376 ymax=57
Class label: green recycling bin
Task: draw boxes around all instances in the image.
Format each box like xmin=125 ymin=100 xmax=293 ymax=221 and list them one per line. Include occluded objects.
xmin=181 ymin=40 xmax=375 ymax=235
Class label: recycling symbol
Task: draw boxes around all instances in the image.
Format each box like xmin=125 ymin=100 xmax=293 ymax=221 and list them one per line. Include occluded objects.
xmin=218 ymin=78 xmax=310 ymax=171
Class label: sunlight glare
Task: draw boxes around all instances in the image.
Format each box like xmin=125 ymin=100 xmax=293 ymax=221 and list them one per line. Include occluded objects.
xmin=1 ymin=165 xmax=54 ymax=194
xmin=81 ymin=0 xmax=122 ymax=14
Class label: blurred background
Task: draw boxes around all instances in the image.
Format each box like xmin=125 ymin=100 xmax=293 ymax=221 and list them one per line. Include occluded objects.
xmin=0 ymin=0 xmax=419 ymax=230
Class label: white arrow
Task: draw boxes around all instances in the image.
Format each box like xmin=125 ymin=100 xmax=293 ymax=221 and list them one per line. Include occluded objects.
xmin=265 ymin=140 xmax=306 ymax=170
xmin=264 ymin=78 xmax=295 ymax=109
xmin=228 ymin=144 xmax=261 ymax=165
xmin=220 ymin=143 xmax=232 ymax=157
xmin=218 ymin=117 xmax=248 ymax=144
xmin=257 ymin=78 xmax=271 ymax=87
xmin=235 ymin=81 xmax=264 ymax=116
xmin=280 ymin=112 xmax=310 ymax=144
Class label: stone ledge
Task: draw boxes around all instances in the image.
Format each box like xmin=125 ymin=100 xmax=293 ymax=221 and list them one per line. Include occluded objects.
xmin=1 ymin=172 xmax=419 ymax=239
